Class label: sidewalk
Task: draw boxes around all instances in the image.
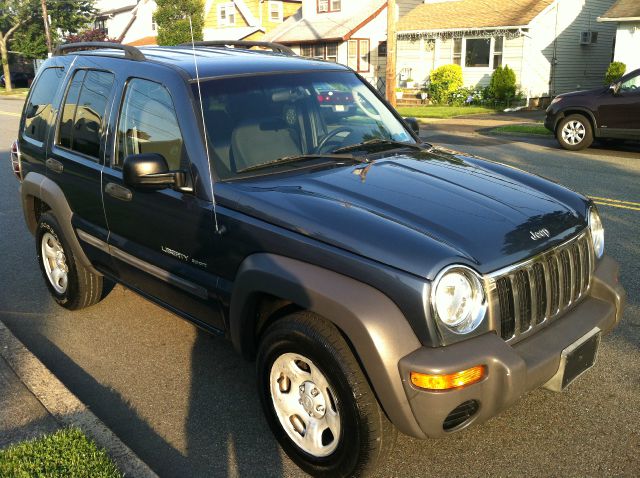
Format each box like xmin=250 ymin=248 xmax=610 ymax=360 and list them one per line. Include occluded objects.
xmin=0 ymin=320 xmax=158 ymax=478
xmin=418 ymin=110 xmax=546 ymax=135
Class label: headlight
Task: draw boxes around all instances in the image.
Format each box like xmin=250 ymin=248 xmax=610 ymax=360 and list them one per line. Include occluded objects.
xmin=550 ymin=96 xmax=563 ymax=106
xmin=431 ymin=266 xmax=487 ymax=334
xmin=589 ymin=207 xmax=604 ymax=259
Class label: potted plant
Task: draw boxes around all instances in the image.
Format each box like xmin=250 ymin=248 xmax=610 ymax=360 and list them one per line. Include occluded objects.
xmin=396 ymin=87 xmax=404 ymax=100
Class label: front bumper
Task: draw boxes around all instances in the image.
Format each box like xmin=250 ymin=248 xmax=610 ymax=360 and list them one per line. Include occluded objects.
xmin=544 ymin=110 xmax=560 ymax=132
xmin=398 ymin=255 xmax=625 ymax=438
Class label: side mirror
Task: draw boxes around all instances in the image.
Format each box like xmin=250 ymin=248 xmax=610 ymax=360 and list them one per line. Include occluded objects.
xmin=609 ymin=82 xmax=620 ymax=95
xmin=123 ymin=153 xmax=186 ymax=191
xmin=404 ymin=117 xmax=420 ymax=135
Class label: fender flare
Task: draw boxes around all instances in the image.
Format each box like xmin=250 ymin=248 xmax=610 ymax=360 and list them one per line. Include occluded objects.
xmin=555 ymin=107 xmax=598 ymax=132
xmin=229 ymin=253 xmax=426 ymax=438
xmin=20 ymin=172 xmax=99 ymax=274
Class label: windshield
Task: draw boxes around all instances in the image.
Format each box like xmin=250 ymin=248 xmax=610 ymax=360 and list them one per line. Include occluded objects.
xmin=194 ymin=71 xmax=415 ymax=179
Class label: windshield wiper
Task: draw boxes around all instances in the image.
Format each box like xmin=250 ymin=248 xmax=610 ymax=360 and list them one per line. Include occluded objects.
xmin=331 ymin=138 xmax=426 ymax=154
xmin=236 ymin=153 xmax=368 ymax=174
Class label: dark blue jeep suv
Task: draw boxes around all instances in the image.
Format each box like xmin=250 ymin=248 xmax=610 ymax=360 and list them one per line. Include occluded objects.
xmin=10 ymin=42 xmax=625 ymax=477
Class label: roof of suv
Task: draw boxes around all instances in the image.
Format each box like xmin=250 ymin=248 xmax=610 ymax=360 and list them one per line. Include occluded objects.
xmin=69 ymin=46 xmax=350 ymax=80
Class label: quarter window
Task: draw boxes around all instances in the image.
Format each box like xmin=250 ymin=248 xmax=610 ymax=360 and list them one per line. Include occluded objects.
xmin=58 ymin=69 xmax=115 ymax=159
xmin=23 ymin=67 xmax=64 ymax=143
xmin=115 ymin=79 xmax=184 ymax=171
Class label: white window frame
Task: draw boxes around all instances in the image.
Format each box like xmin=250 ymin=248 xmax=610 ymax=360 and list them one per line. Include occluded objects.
xmin=450 ymin=36 xmax=503 ymax=70
xmin=268 ymin=1 xmax=284 ymax=22
xmin=218 ymin=2 xmax=236 ymax=26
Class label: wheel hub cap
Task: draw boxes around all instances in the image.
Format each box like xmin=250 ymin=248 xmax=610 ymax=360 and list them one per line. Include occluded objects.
xmin=269 ymin=353 xmax=341 ymax=457
xmin=41 ymin=232 xmax=69 ymax=294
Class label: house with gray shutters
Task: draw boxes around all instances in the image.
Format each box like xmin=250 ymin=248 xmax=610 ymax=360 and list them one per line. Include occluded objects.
xmin=396 ymin=0 xmax=619 ymax=100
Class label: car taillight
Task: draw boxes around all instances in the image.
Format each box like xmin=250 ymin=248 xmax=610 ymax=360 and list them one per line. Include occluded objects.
xmin=10 ymin=140 xmax=22 ymax=182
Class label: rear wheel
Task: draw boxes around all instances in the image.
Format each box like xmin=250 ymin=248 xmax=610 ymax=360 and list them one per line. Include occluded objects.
xmin=36 ymin=212 xmax=104 ymax=310
xmin=556 ymin=114 xmax=593 ymax=150
xmin=257 ymin=312 xmax=396 ymax=477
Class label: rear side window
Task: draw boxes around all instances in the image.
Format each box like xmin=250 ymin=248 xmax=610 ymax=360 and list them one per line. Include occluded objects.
xmin=23 ymin=67 xmax=64 ymax=143
xmin=115 ymin=78 xmax=184 ymax=170
xmin=58 ymin=69 xmax=115 ymax=160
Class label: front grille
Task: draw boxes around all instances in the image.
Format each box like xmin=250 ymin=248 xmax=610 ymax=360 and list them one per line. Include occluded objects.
xmin=491 ymin=232 xmax=593 ymax=342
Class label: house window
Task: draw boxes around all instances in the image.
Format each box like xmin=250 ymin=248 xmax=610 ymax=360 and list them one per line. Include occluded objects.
xmin=348 ymin=39 xmax=370 ymax=72
xmin=465 ymin=38 xmax=491 ymax=67
xmin=493 ymin=36 xmax=503 ymax=68
xmin=378 ymin=41 xmax=387 ymax=57
xmin=318 ymin=0 xmax=341 ymax=13
xmin=151 ymin=21 xmax=157 ymax=31
xmin=452 ymin=38 xmax=462 ymax=65
xmin=94 ymin=18 xmax=106 ymax=32
xmin=268 ymin=1 xmax=283 ymax=22
xmin=218 ymin=3 xmax=236 ymax=26
xmin=300 ymin=42 xmax=338 ymax=62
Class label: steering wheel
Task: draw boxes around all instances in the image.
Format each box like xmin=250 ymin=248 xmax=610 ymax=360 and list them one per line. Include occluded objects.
xmin=315 ymin=126 xmax=355 ymax=153
xmin=353 ymin=91 xmax=382 ymax=121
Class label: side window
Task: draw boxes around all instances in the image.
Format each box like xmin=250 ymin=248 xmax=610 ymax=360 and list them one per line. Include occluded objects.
xmin=58 ymin=69 xmax=115 ymax=160
xmin=23 ymin=67 xmax=64 ymax=143
xmin=620 ymin=72 xmax=640 ymax=93
xmin=115 ymin=78 xmax=184 ymax=170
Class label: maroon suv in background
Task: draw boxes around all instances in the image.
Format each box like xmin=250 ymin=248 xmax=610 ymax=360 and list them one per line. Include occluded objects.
xmin=545 ymin=68 xmax=640 ymax=150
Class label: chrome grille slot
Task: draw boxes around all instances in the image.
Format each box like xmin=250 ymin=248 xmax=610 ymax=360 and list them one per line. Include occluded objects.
xmin=492 ymin=232 xmax=593 ymax=343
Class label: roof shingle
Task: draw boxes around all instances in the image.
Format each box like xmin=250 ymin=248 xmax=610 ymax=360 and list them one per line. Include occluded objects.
xmin=599 ymin=0 xmax=640 ymax=21
xmin=397 ymin=0 xmax=554 ymax=32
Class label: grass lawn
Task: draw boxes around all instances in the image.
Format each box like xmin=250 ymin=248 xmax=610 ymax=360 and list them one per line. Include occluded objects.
xmin=0 ymin=87 xmax=29 ymax=97
xmin=0 ymin=428 xmax=122 ymax=478
xmin=396 ymin=105 xmax=497 ymax=119
xmin=491 ymin=123 xmax=553 ymax=136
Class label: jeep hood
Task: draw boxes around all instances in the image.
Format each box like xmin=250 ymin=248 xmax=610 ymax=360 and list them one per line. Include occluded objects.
xmin=220 ymin=148 xmax=589 ymax=280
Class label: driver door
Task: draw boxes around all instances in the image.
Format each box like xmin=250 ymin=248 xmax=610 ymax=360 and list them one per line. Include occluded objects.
xmin=598 ymin=70 xmax=640 ymax=133
xmin=102 ymin=77 xmax=224 ymax=330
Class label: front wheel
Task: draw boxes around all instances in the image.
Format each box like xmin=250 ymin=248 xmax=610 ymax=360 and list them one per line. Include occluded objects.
xmin=556 ymin=114 xmax=593 ymax=150
xmin=257 ymin=312 xmax=396 ymax=477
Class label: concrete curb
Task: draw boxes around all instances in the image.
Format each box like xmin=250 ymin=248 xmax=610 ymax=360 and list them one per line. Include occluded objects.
xmin=0 ymin=320 xmax=158 ymax=478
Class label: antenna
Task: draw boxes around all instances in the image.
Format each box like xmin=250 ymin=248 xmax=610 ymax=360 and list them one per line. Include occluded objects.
xmin=189 ymin=16 xmax=222 ymax=234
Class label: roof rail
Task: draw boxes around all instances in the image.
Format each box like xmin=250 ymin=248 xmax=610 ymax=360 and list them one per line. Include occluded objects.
xmin=53 ymin=42 xmax=146 ymax=61
xmin=182 ymin=40 xmax=296 ymax=56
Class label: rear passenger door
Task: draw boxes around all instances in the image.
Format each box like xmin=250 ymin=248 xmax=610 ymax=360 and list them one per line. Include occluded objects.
xmin=101 ymin=77 xmax=224 ymax=330
xmin=47 ymin=67 xmax=116 ymax=267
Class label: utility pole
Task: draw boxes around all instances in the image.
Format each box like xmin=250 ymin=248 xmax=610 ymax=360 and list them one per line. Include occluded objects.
xmin=385 ymin=0 xmax=397 ymax=107
xmin=40 ymin=0 xmax=53 ymax=56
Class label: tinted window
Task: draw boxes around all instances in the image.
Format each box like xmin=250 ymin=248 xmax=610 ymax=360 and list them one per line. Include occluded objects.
xmin=58 ymin=70 xmax=115 ymax=159
xmin=115 ymin=79 xmax=184 ymax=170
xmin=620 ymin=72 xmax=640 ymax=93
xmin=23 ymin=67 xmax=64 ymax=143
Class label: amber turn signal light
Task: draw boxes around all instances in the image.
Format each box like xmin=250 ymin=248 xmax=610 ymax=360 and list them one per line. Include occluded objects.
xmin=410 ymin=365 xmax=486 ymax=391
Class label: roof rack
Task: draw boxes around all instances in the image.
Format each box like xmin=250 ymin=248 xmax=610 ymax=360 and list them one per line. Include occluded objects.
xmin=53 ymin=42 xmax=146 ymax=61
xmin=181 ymin=40 xmax=296 ymax=56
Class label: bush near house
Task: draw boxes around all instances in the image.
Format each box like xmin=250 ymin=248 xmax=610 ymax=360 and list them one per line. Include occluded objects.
xmin=605 ymin=62 xmax=626 ymax=85
xmin=428 ymin=64 xmax=463 ymax=104
xmin=154 ymin=0 xmax=204 ymax=46
xmin=489 ymin=65 xmax=517 ymax=102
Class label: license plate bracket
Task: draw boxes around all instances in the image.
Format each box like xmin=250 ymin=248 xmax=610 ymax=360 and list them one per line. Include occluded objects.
xmin=544 ymin=327 xmax=601 ymax=392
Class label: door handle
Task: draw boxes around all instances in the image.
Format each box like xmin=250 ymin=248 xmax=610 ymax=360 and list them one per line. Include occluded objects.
xmin=45 ymin=158 xmax=64 ymax=173
xmin=105 ymin=182 xmax=133 ymax=202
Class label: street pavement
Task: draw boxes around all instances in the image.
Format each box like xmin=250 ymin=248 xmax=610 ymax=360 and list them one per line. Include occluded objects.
xmin=1 ymin=97 xmax=638 ymax=477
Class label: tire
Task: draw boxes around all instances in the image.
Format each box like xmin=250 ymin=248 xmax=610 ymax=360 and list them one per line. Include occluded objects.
xmin=36 ymin=211 xmax=104 ymax=310
xmin=257 ymin=311 xmax=397 ymax=477
xmin=556 ymin=114 xmax=593 ymax=150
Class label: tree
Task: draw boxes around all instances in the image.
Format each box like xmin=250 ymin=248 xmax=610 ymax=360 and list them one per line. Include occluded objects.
xmin=1 ymin=0 xmax=94 ymax=90
xmin=154 ymin=0 xmax=204 ymax=46
xmin=428 ymin=64 xmax=463 ymax=104
xmin=0 ymin=0 xmax=38 ymax=91
xmin=489 ymin=65 xmax=516 ymax=102
xmin=605 ymin=62 xmax=626 ymax=85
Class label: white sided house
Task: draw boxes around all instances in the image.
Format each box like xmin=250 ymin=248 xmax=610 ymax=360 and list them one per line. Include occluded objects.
xmin=94 ymin=0 xmax=158 ymax=46
xmin=397 ymin=0 xmax=619 ymax=100
xmin=598 ymin=0 xmax=640 ymax=72
xmin=263 ymin=0 xmax=389 ymax=90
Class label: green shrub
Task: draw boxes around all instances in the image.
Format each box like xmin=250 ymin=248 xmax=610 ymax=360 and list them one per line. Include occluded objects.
xmin=605 ymin=62 xmax=626 ymax=84
xmin=428 ymin=64 xmax=463 ymax=104
xmin=489 ymin=65 xmax=517 ymax=102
